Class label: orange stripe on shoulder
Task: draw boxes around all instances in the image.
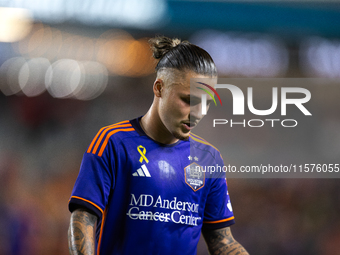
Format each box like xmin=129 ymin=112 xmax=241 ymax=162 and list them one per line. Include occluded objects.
xmin=189 ymin=133 xmax=220 ymax=152
xmin=92 ymin=124 xmax=132 ymax=154
xmin=189 ymin=133 xmax=206 ymax=141
xmin=87 ymin=120 xmax=129 ymax=153
xmin=70 ymin=196 xmax=104 ymax=215
xmin=203 ymin=216 xmax=235 ymax=224
xmin=98 ymin=128 xmax=135 ymax=157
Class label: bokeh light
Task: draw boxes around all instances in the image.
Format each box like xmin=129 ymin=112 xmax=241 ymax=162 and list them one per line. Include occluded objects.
xmin=0 ymin=57 xmax=27 ymax=95
xmin=18 ymin=58 xmax=50 ymax=97
xmin=11 ymin=25 xmax=154 ymax=81
xmin=96 ymin=30 xmax=154 ymax=77
xmin=72 ymin=61 xmax=108 ymax=100
xmin=300 ymin=37 xmax=340 ymax=78
xmin=45 ymin=59 xmax=83 ymax=98
xmin=44 ymin=59 xmax=108 ymax=100
xmin=190 ymin=30 xmax=288 ymax=77
xmin=0 ymin=7 xmax=33 ymax=42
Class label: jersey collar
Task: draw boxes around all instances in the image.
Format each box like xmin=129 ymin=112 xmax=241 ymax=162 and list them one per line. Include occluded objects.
xmin=129 ymin=116 xmax=184 ymax=147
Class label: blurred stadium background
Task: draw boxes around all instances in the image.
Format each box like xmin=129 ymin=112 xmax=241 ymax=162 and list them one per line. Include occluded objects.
xmin=0 ymin=1 xmax=340 ymax=254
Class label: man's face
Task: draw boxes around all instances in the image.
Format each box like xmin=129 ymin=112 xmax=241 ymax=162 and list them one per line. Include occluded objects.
xmin=158 ymin=71 xmax=216 ymax=141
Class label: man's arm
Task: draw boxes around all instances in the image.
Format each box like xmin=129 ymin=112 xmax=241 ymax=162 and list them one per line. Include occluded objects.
xmin=68 ymin=208 xmax=98 ymax=255
xmin=202 ymin=226 xmax=249 ymax=255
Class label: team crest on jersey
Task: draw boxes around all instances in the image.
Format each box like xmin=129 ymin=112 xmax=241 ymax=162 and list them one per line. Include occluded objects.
xmin=184 ymin=163 xmax=205 ymax=191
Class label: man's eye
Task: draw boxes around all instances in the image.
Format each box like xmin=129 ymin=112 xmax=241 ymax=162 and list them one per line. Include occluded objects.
xmin=183 ymin=98 xmax=190 ymax=104
xmin=190 ymin=99 xmax=202 ymax=106
xmin=183 ymin=97 xmax=205 ymax=106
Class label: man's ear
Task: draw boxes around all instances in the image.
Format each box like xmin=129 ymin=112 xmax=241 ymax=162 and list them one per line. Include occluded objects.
xmin=153 ymin=79 xmax=163 ymax=97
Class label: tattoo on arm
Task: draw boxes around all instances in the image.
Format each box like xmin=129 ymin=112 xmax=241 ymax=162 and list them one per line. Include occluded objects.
xmin=202 ymin=227 xmax=249 ymax=255
xmin=68 ymin=208 xmax=98 ymax=255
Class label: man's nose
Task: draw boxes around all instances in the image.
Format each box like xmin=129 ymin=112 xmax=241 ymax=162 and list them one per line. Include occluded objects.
xmin=190 ymin=103 xmax=204 ymax=121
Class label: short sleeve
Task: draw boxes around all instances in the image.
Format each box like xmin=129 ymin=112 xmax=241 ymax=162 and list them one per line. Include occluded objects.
xmin=68 ymin=144 xmax=114 ymax=219
xmin=203 ymin=154 xmax=235 ymax=230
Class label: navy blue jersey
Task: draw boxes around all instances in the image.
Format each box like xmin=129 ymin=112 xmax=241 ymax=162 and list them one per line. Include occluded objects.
xmin=69 ymin=117 xmax=235 ymax=255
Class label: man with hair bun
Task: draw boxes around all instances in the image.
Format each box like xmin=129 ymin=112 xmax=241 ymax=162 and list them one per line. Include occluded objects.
xmin=68 ymin=35 xmax=249 ymax=255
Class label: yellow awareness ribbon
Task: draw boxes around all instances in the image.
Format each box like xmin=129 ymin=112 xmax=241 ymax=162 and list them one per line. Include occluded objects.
xmin=137 ymin=145 xmax=149 ymax=163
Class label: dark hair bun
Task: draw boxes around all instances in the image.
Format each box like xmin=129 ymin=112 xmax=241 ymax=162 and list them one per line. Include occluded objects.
xmin=148 ymin=35 xmax=217 ymax=76
xmin=149 ymin=36 xmax=181 ymax=59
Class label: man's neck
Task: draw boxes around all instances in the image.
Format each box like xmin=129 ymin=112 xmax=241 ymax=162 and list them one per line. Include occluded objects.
xmin=140 ymin=108 xmax=179 ymax=145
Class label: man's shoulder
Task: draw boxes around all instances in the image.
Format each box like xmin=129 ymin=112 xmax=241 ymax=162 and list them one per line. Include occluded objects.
xmin=189 ymin=133 xmax=220 ymax=154
xmin=95 ymin=120 xmax=137 ymax=139
xmin=86 ymin=120 xmax=137 ymax=156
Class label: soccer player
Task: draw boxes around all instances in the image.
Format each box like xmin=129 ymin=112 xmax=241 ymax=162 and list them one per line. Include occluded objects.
xmin=68 ymin=36 xmax=249 ymax=255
